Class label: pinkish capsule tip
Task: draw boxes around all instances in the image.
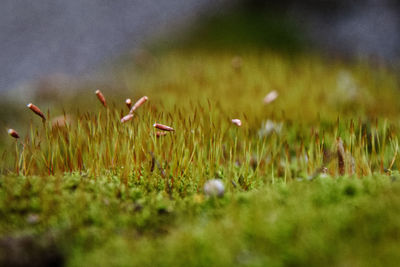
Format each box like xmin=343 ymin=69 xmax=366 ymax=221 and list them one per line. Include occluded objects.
xmin=8 ymin=129 xmax=20 ymax=139
xmin=231 ymin=119 xmax=242 ymax=127
xmin=129 ymin=96 xmax=148 ymax=113
xmin=27 ymin=103 xmax=46 ymax=120
xmin=263 ymin=90 xmax=278 ymax=104
xmin=125 ymin=98 xmax=132 ymax=110
xmin=120 ymin=113 xmax=134 ymax=123
xmin=153 ymin=123 xmax=174 ymax=132
xmin=95 ymin=90 xmax=107 ymax=107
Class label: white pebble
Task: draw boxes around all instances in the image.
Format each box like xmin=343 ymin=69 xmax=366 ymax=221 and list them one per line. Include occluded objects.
xmin=204 ymin=179 xmax=225 ymax=197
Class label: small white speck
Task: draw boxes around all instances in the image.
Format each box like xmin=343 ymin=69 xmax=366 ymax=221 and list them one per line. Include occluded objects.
xmin=231 ymin=119 xmax=242 ymax=127
xmin=204 ymin=179 xmax=225 ymax=197
xmin=263 ymin=90 xmax=278 ymax=104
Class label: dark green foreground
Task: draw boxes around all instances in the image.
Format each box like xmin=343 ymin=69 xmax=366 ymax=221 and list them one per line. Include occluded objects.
xmin=1 ymin=174 xmax=400 ymax=266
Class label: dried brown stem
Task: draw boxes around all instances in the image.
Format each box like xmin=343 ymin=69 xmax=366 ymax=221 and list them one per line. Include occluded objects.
xmin=337 ymin=137 xmax=345 ymax=176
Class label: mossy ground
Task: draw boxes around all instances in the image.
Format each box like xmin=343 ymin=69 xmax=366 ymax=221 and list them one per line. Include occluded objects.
xmin=1 ymin=50 xmax=400 ymax=266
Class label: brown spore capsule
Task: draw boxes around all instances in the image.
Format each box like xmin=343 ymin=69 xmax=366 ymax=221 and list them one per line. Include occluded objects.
xmin=153 ymin=123 xmax=174 ymax=132
xmin=120 ymin=114 xmax=134 ymax=123
xmin=95 ymin=90 xmax=107 ymax=107
xmin=155 ymin=131 xmax=168 ymax=137
xmin=27 ymin=103 xmax=46 ymax=120
xmin=8 ymin=129 xmax=20 ymax=139
xmin=125 ymin=98 xmax=132 ymax=110
xmin=129 ymin=96 xmax=148 ymax=113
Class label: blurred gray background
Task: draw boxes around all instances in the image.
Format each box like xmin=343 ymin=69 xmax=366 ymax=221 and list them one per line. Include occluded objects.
xmin=0 ymin=0 xmax=222 ymax=93
xmin=1 ymin=0 xmax=399 ymax=93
